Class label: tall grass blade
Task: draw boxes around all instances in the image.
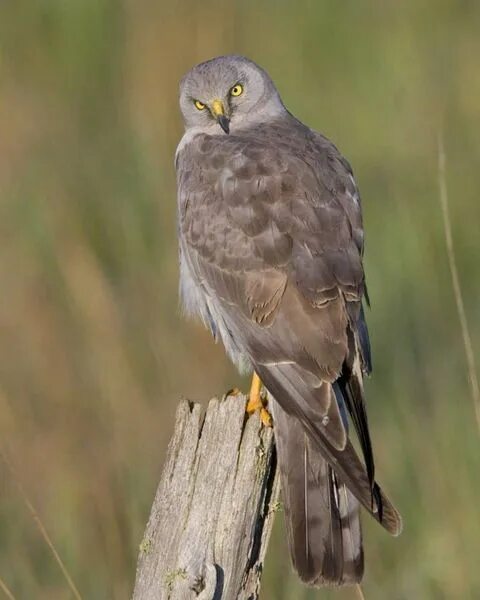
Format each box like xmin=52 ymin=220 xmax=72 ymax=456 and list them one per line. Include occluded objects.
xmin=0 ymin=576 xmax=16 ymax=600
xmin=437 ymin=135 xmax=480 ymax=433
xmin=0 ymin=451 xmax=83 ymax=600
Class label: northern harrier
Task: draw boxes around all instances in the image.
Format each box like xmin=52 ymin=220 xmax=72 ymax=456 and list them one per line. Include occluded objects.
xmin=176 ymin=55 xmax=402 ymax=586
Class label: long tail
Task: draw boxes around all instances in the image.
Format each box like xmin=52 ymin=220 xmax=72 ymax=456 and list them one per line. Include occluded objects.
xmin=258 ymin=362 xmax=402 ymax=534
xmin=272 ymin=400 xmax=363 ymax=585
xmin=256 ymin=359 xmax=402 ymax=586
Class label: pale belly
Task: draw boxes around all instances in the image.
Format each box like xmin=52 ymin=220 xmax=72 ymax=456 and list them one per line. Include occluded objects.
xmin=178 ymin=247 xmax=253 ymax=374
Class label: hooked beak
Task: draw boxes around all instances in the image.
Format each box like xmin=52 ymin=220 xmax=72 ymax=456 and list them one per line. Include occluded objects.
xmin=211 ymin=99 xmax=230 ymax=134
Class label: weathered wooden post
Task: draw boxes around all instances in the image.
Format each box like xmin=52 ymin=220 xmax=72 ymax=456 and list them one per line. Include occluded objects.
xmin=132 ymin=393 xmax=279 ymax=600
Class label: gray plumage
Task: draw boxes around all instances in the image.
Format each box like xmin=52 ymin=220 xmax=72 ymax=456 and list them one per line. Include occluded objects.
xmin=176 ymin=55 xmax=402 ymax=586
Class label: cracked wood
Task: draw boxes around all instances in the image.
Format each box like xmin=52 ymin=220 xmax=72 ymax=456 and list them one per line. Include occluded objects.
xmin=132 ymin=394 xmax=279 ymax=600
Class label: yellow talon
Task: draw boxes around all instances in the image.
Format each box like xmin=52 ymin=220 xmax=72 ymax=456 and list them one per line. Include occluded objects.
xmin=246 ymin=372 xmax=263 ymax=413
xmin=260 ymin=407 xmax=272 ymax=427
xmin=247 ymin=372 xmax=272 ymax=427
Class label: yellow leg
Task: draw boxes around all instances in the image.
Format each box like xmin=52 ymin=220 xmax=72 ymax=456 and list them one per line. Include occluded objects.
xmin=247 ymin=372 xmax=272 ymax=427
xmin=246 ymin=372 xmax=263 ymax=413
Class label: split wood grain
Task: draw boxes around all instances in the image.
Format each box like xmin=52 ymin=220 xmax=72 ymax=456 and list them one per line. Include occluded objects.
xmin=133 ymin=394 xmax=279 ymax=600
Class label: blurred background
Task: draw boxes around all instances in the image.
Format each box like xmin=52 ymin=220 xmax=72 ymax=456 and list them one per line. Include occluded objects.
xmin=0 ymin=1 xmax=479 ymax=598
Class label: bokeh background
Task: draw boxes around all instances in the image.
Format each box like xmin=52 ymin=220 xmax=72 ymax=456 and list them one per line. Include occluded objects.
xmin=1 ymin=1 xmax=479 ymax=598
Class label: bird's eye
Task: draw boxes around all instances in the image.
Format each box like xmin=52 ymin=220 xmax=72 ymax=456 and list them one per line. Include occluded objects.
xmin=194 ymin=100 xmax=206 ymax=110
xmin=230 ymin=84 xmax=243 ymax=97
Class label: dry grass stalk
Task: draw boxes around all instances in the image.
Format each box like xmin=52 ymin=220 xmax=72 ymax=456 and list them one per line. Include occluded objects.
xmin=0 ymin=450 xmax=83 ymax=600
xmin=0 ymin=576 xmax=16 ymax=600
xmin=355 ymin=582 xmax=366 ymax=600
xmin=437 ymin=135 xmax=480 ymax=432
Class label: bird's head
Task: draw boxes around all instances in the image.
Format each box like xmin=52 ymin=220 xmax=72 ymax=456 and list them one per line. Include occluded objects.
xmin=179 ymin=55 xmax=285 ymax=135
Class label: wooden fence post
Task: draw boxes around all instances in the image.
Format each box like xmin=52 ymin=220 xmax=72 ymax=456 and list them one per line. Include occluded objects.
xmin=132 ymin=394 xmax=279 ymax=600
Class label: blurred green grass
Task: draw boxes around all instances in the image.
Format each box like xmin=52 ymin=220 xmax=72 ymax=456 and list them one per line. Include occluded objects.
xmin=0 ymin=1 xmax=479 ymax=598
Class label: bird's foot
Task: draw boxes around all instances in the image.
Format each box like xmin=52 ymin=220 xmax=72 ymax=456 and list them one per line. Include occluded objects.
xmin=259 ymin=406 xmax=273 ymax=427
xmin=224 ymin=376 xmax=272 ymax=427
xmin=246 ymin=372 xmax=272 ymax=427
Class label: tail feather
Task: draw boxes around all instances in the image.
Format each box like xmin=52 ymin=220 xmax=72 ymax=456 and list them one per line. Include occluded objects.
xmin=258 ymin=362 xmax=402 ymax=537
xmin=273 ymin=400 xmax=363 ymax=585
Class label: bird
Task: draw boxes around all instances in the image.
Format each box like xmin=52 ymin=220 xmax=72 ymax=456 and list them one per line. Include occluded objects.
xmin=176 ymin=54 xmax=402 ymax=586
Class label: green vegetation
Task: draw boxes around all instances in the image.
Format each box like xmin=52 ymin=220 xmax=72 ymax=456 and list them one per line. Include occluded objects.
xmin=0 ymin=1 xmax=479 ymax=598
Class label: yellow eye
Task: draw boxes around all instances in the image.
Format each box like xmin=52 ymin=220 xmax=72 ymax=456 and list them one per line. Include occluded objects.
xmin=230 ymin=84 xmax=243 ymax=97
xmin=194 ymin=100 xmax=205 ymax=110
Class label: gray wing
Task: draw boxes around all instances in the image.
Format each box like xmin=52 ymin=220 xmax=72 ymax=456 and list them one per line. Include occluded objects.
xmin=177 ymin=124 xmax=401 ymax=584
